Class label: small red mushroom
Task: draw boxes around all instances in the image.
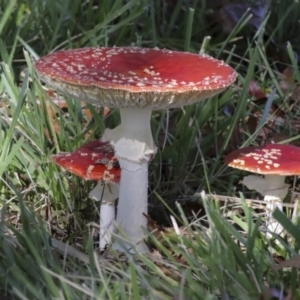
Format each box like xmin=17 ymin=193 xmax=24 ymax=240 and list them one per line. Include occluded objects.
xmin=36 ymin=47 xmax=237 ymax=252
xmin=52 ymin=139 xmax=120 ymax=249
xmin=52 ymin=139 xmax=120 ymax=182
xmin=225 ymin=143 xmax=300 ymax=236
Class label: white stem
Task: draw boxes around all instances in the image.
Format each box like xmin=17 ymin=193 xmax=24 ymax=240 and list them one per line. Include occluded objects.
xmin=99 ymin=202 xmax=116 ymax=249
xmin=264 ymin=175 xmax=288 ymax=236
xmin=103 ymin=108 xmax=155 ymax=162
xmin=102 ymin=108 xmax=155 ymax=252
xmin=89 ymin=182 xmax=119 ymax=250
xmin=114 ymin=157 xmax=149 ymax=252
xmin=243 ymin=175 xmax=289 ymax=236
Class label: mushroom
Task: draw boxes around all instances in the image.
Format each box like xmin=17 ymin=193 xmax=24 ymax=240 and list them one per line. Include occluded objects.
xmin=35 ymin=47 xmax=237 ymax=252
xmin=225 ymin=143 xmax=300 ymax=236
xmin=52 ymin=139 xmax=121 ymax=249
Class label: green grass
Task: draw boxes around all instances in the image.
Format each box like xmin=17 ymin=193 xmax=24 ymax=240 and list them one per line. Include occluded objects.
xmin=1 ymin=0 xmax=300 ymax=299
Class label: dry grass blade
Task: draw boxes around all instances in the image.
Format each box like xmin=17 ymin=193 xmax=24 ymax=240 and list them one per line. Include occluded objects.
xmin=50 ymin=238 xmax=90 ymax=264
xmin=272 ymin=255 xmax=300 ymax=271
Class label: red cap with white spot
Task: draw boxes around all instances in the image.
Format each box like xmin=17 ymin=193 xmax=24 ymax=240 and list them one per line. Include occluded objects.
xmin=35 ymin=47 xmax=237 ymax=109
xmin=225 ymin=144 xmax=300 ymax=175
xmin=52 ymin=140 xmax=121 ymax=183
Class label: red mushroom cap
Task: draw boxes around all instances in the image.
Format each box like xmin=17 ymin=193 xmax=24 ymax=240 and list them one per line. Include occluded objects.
xmin=35 ymin=47 xmax=237 ymax=109
xmin=225 ymin=144 xmax=300 ymax=176
xmin=52 ymin=140 xmax=121 ymax=183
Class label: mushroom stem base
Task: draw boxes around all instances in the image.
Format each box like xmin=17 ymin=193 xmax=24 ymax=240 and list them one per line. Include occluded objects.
xmin=243 ymin=174 xmax=288 ymax=236
xmin=264 ymin=175 xmax=288 ymax=236
xmin=89 ymin=182 xmax=119 ymax=250
xmin=99 ymin=202 xmax=116 ymax=249
xmin=113 ymin=157 xmax=149 ymax=253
